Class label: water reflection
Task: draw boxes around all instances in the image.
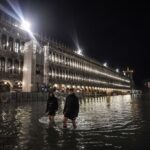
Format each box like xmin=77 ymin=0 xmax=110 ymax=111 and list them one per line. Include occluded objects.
xmin=0 ymin=95 xmax=150 ymax=149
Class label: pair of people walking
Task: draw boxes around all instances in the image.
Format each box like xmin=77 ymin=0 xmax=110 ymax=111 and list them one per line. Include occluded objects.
xmin=45 ymin=88 xmax=79 ymax=129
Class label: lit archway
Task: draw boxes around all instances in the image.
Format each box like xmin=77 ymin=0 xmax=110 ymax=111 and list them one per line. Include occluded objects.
xmin=0 ymin=80 xmax=13 ymax=92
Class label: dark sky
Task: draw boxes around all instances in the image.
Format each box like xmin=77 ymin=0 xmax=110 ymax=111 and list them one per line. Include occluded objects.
xmin=1 ymin=0 xmax=150 ymax=88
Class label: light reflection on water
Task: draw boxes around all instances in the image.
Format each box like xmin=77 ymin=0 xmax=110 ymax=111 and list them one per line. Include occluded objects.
xmin=0 ymin=94 xmax=150 ymax=150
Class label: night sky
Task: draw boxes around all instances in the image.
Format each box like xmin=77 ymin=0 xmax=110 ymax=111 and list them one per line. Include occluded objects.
xmin=1 ymin=0 xmax=150 ymax=88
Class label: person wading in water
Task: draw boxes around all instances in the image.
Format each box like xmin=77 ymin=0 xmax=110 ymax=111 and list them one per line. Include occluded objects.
xmin=46 ymin=91 xmax=58 ymax=123
xmin=63 ymin=88 xmax=79 ymax=129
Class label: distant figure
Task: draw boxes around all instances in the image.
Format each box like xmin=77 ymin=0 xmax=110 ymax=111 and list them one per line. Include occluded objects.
xmin=63 ymin=88 xmax=79 ymax=129
xmin=46 ymin=91 xmax=58 ymax=123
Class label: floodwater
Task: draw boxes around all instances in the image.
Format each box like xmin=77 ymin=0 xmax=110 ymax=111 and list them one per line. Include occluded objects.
xmin=0 ymin=94 xmax=150 ymax=150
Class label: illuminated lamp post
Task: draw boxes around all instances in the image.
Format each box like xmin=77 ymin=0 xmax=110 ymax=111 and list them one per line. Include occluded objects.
xmin=103 ymin=62 xmax=108 ymax=67
xmin=116 ymin=68 xmax=119 ymax=73
xmin=21 ymin=20 xmax=31 ymax=32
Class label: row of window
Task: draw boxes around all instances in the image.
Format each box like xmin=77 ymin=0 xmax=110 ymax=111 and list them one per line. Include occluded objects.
xmin=0 ymin=57 xmax=23 ymax=73
xmin=49 ymin=51 xmax=130 ymax=83
xmin=48 ymin=68 xmax=130 ymax=89
xmin=0 ymin=34 xmax=25 ymax=53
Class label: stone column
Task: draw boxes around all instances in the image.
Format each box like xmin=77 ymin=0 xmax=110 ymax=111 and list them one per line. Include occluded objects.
xmin=22 ymin=40 xmax=34 ymax=92
xmin=0 ymin=33 xmax=1 ymax=49
xmin=12 ymin=59 xmax=15 ymax=74
xmin=43 ymin=45 xmax=49 ymax=85
xmin=22 ymin=40 xmax=45 ymax=92
xmin=5 ymin=57 xmax=8 ymax=73
xmin=6 ymin=35 xmax=8 ymax=51
xmin=19 ymin=60 xmax=21 ymax=74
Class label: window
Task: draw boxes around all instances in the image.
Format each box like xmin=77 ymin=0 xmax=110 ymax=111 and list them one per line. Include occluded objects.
xmin=8 ymin=37 xmax=13 ymax=51
xmin=15 ymin=39 xmax=20 ymax=53
xmin=36 ymin=64 xmax=40 ymax=75
xmin=1 ymin=34 xmax=7 ymax=50
xmin=14 ymin=60 xmax=19 ymax=74
xmin=20 ymin=42 xmax=25 ymax=53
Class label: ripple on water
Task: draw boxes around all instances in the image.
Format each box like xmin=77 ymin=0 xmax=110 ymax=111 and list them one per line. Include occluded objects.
xmin=0 ymin=95 xmax=150 ymax=150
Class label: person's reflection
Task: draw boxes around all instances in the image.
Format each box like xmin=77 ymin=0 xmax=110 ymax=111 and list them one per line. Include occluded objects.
xmin=46 ymin=126 xmax=80 ymax=150
xmin=106 ymin=96 xmax=111 ymax=108
xmin=46 ymin=126 xmax=60 ymax=149
xmin=61 ymin=130 xmax=79 ymax=150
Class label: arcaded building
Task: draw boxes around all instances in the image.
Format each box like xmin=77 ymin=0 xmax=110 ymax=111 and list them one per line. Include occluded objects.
xmin=0 ymin=10 xmax=131 ymax=94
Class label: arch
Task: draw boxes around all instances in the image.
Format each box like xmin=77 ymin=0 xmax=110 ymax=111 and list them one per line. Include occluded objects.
xmin=0 ymin=80 xmax=13 ymax=92
xmin=1 ymin=80 xmax=13 ymax=88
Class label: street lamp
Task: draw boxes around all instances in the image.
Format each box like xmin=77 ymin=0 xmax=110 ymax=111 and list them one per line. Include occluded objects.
xmin=21 ymin=20 xmax=31 ymax=32
xmin=103 ymin=62 xmax=107 ymax=67
xmin=116 ymin=68 xmax=119 ymax=73
xmin=123 ymin=71 xmax=126 ymax=76
xmin=75 ymin=48 xmax=83 ymax=56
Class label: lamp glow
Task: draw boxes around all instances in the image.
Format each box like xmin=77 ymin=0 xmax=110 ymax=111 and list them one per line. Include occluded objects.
xmin=123 ymin=71 xmax=126 ymax=76
xmin=21 ymin=20 xmax=31 ymax=32
xmin=75 ymin=48 xmax=83 ymax=56
xmin=116 ymin=68 xmax=119 ymax=73
xmin=103 ymin=62 xmax=107 ymax=67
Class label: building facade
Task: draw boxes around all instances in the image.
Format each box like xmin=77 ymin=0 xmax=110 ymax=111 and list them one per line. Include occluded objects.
xmin=0 ymin=10 xmax=131 ymax=94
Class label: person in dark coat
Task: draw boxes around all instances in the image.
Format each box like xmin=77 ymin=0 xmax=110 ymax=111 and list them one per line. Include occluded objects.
xmin=63 ymin=88 xmax=79 ymax=129
xmin=46 ymin=91 xmax=58 ymax=123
